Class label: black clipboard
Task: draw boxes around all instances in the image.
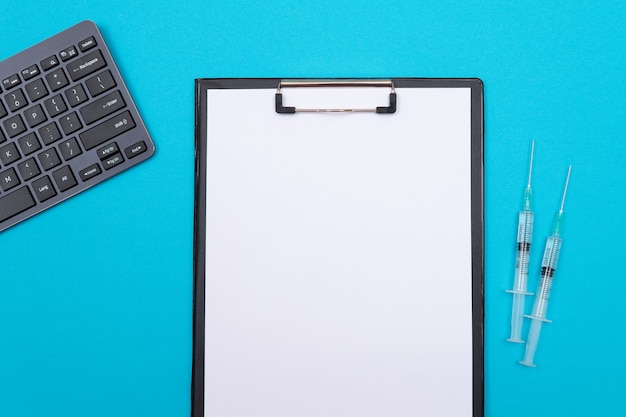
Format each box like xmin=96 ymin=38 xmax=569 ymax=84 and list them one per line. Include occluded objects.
xmin=193 ymin=78 xmax=484 ymax=417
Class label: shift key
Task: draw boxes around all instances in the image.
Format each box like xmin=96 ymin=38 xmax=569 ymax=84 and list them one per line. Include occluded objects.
xmin=79 ymin=111 xmax=135 ymax=150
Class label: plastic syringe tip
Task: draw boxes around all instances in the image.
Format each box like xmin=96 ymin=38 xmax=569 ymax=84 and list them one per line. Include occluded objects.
xmin=523 ymin=186 xmax=532 ymax=211
xmin=520 ymin=318 xmax=543 ymax=367
xmin=552 ymin=210 xmax=564 ymax=236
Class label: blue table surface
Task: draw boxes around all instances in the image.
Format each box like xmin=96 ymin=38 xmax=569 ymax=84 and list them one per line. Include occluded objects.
xmin=1 ymin=2 xmax=625 ymax=416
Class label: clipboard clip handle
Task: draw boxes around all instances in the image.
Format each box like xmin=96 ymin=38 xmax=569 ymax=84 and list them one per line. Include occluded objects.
xmin=276 ymin=80 xmax=396 ymax=114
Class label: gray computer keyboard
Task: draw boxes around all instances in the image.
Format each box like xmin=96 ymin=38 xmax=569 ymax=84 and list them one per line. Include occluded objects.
xmin=0 ymin=20 xmax=155 ymax=232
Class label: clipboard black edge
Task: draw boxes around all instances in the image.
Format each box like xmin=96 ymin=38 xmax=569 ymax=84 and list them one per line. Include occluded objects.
xmin=469 ymin=78 xmax=485 ymax=417
xmin=192 ymin=79 xmax=208 ymax=417
xmin=192 ymin=78 xmax=485 ymax=417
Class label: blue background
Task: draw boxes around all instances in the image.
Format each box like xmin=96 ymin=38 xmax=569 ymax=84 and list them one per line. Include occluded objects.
xmin=1 ymin=1 xmax=625 ymax=416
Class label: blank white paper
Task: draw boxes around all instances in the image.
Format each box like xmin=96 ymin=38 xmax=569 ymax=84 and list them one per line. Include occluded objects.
xmin=203 ymin=86 xmax=473 ymax=417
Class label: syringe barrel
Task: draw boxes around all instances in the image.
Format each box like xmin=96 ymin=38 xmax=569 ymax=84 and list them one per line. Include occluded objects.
xmin=513 ymin=211 xmax=533 ymax=292
xmin=541 ymin=236 xmax=562 ymax=271
xmin=517 ymin=211 xmax=534 ymax=245
xmin=531 ymin=236 xmax=562 ymax=319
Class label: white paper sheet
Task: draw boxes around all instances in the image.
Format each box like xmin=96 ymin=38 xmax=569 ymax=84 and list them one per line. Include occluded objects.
xmin=203 ymin=86 xmax=473 ymax=417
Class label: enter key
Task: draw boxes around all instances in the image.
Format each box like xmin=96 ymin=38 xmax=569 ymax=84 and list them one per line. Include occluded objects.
xmin=80 ymin=90 xmax=126 ymax=125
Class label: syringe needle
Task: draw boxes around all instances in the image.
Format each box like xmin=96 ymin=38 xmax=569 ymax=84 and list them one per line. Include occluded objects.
xmin=527 ymin=140 xmax=535 ymax=188
xmin=520 ymin=166 xmax=572 ymax=367
xmin=507 ymin=141 xmax=535 ymax=343
xmin=523 ymin=140 xmax=534 ymax=210
xmin=560 ymin=165 xmax=572 ymax=211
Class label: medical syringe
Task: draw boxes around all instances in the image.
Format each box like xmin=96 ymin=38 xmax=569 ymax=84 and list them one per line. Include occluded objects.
xmin=506 ymin=141 xmax=535 ymax=343
xmin=520 ymin=166 xmax=571 ymax=367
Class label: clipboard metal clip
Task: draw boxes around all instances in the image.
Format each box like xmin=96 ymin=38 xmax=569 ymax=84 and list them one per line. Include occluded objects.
xmin=276 ymin=80 xmax=396 ymax=114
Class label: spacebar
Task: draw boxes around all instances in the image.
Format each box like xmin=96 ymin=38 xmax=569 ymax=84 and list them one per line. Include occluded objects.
xmin=79 ymin=110 xmax=136 ymax=150
xmin=0 ymin=186 xmax=36 ymax=223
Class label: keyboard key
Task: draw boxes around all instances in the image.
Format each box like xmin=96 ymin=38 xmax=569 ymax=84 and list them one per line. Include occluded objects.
xmin=97 ymin=142 xmax=119 ymax=159
xmin=46 ymin=68 xmax=69 ymax=92
xmin=59 ymin=137 xmax=82 ymax=161
xmin=66 ymin=50 xmax=106 ymax=82
xmin=0 ymin=129 xmax=6 ymax=144
xmin=2 ymin=74 xmax=21 ymax=90
xmin=40 ymin=55 xmax=59 ymax=71
xmin=25 ymin=79 xmax=48 ymax=102
xmin=17 ymin=158 xmax=41 ymax=180
xmin=0 ymin=167 xmax=20 ymax=191
xmin=3 ymin=114 xmax=26 ymax=138
xmin=78 ymin=36 xmax=97 ymax=52
xmin=0 ymin=186 xmax=36 ymax=222
xmin=24 ymin=104 xmax=47 ymax=128
xmin=52 ymin=165 xmax=77 ymax=192
xmin=59 ymin=45 xmax=78 ymax=62
xmin=38 ymin=148 xmax=61 ymax=170
xmin=38 ymin=122 xmax=62 ymax=145
xmin=102 ymin=152 xmax=124 ymax=170
xmin=21 ymin=64 xmax=40 ymax=81
xmin=32 ymin=176 xmax=56 ymax=202
xmin=64 ymin=84 xmax=88 ymax=107
xmin=0 ymin=142 xmax=21 ymax=165
xmin=80 ymin=90 xmax=125 ymax=124
xmin=124 ymin=140 xmax=147 ymax=159
xmin=43 ymin=95 xmax=67 ymax=117
xmin=86 ymin=70 xmax=116 ymax=97
xmin=59 ymin=112 xmax=82 ymax=135
xmin=79 ymin=163 xmax=101 ymax=181
xmin=5 ymin=89 xmax=28 ymax=112
xmin=17 ymin=132 xmax=41 ymax=155
xmin=0 ymin=101 xmax=6 ymax=118
xmin=80 ymin=110 xmax=135 ymax=150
